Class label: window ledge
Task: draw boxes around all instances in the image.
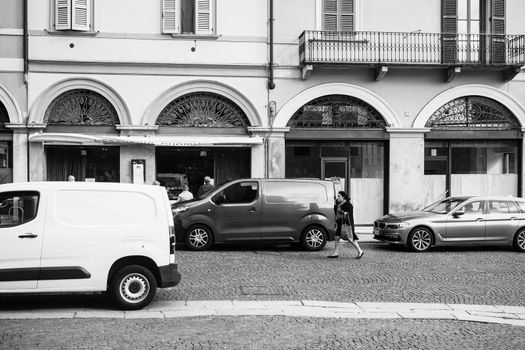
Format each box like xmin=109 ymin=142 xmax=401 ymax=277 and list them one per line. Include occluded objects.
xmin=45 ymin=29 xmax=99 ymax=36
xmin=170 ymin=33 xmax=220 ymax=40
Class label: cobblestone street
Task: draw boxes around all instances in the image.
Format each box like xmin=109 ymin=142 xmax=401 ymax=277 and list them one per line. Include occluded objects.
xmin=1 ymin=242 xmax=524 ymax=349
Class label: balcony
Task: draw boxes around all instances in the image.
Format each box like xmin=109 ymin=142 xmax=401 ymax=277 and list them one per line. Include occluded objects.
xmin=299 ymin=30 xmax=525 ymax=82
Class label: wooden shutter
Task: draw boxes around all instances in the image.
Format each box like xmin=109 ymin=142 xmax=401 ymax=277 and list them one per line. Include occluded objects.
xmin=441 ymin=0 xmax=458 ymax=63
xmin=323 ymin=0 xmax=337 ymax=31
xmin=340 ymin=0 xmax=354 ymax=31
xmin=55 ymin=0 xmax=71 ymax=30
xmin=163 ymin=0 xmax=180 ymax=34
xmin=71 ymin=0 xmax=90 ymax=31
xmin=491 ymin=0 xmax=506 ymax=63
xmin=195 ymin=0 xmax=213 ymax=34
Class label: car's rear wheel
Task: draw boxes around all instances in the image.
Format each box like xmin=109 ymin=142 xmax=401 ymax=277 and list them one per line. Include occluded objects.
xmin=301 ymin=225 xmax=327 ymax=251
xmin=185 ymin=224 xmax=213 ymax=251
xmin=513 ymin=229 xmax=525 ymax=252
xmin=408 ymin=227 xmax=433 ymax=252
xmin=110 ymin=265 xmax=156 ymax=310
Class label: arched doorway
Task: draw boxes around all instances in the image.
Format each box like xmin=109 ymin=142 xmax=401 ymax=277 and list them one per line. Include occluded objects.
xmin=44 ymin=89 xmax=121 ymax=182
xmin=285 ymin=94 xmax=388 ymax=225
xmin=0 ymin=102 xmax=12 ymax=184
xmin=155 ymin=92 xmax=252 ymax=200
xmin=423 ymin=95 xmax=522 ymax=199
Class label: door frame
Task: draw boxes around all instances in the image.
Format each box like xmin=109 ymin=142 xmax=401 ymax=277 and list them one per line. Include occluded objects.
xmin=321 ymin=157 xmax=349 ymax=195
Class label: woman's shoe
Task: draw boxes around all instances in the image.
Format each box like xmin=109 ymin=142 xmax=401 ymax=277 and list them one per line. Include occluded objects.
xmin=327 ymin=255 xmax=339 ymax=258
xmin=356 ymin=252 xmax=364 ymax=259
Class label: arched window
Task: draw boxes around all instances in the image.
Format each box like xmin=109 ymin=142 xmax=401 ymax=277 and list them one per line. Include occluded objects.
xmin=287 ymin=95 xmax=386 ymax=128
xmin=0 ymin=102 xmax=8 ymax=129
xmin=44 ymin=89 xmax=119 ymax=125
xmin=156 ymin=92 xmax=249 ymax=127
xmin=426 ymin=96 xmax=520 ymax=130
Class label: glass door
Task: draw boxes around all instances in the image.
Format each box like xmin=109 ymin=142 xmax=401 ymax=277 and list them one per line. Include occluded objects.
xmin=321 ymin=158 xmax=348 ymax=195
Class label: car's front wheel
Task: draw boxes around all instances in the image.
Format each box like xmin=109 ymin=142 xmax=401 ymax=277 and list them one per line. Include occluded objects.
xmin=513 ymin=229 xmax=525 ymax=252
xmin=110 ymin=265 xmax=157 ymax=310
xmin=408 ymin=227 xmax=433 ymax=252
xmin=185 ymin=224 xmax=213 ymax=251
xmin=301 ymin=225 xmax=327 ymax=251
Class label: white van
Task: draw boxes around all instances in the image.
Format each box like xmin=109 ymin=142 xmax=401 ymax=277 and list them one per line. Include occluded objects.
xmin=0 ymin=182 xmax=181 ymax=310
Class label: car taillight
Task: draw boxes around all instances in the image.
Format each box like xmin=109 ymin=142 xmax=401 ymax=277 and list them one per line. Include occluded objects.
xmin=169 ymin=225 xmax=175 ymax=255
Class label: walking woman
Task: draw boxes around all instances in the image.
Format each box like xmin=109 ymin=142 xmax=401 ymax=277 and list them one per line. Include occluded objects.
xmin=328 ymin=191 xmax=364 ymax=259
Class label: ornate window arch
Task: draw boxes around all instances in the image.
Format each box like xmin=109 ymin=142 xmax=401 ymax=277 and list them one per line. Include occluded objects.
xmin=44 ymin=89 xmax=120 ymax=125
xmin=156 ymin=92 xmax=250 ymax=127
xmin=287 ymin=95 xmax=387 ymax=128
xmin=426 ymin=96 xmax=520 ymax=130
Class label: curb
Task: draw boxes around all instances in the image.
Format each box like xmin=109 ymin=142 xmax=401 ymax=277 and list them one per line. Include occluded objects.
xmin=1 ymin=301 xmax=524 ymax=326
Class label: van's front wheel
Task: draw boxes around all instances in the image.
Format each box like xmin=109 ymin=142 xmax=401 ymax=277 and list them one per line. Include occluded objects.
xmin=185 ymin=225 xmax=213 ymax=251
xmin=301 ymin=225 xmax=327 ymax=251
xmin=110 ymin=265 xmax=157 ymax=310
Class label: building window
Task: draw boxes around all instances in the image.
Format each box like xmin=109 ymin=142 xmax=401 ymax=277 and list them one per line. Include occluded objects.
xmin=323 ymin=0 xmax=354 ymax=31
xmin=163 ymin=0 xmax=214 ymax=35
xmin=54 ymin=0 xmax=93 ymax=32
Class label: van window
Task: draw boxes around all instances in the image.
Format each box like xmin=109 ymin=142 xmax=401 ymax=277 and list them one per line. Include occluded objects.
xmin=212 ymin=181 xmax=258 ymax=204
xmin=55 ymin=190 xmax=156 ymax=226
xmin=0 ymin=191 xmax=39 ymax=227
xmin=264 ymin=181 xmax=327 ymax=203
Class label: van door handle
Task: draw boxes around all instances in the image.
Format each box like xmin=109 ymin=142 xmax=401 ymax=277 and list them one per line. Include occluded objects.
xmin=476 ymin=218 xmax=484 ymax=222
xmin=249 ymin=207 xmax=257 ymax=213
xmin=18 ymin=233 xmax=38 ymax=239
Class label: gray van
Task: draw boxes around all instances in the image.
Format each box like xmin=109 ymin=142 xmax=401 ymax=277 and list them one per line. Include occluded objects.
xmin=172 ymin=178 xmax=336 ymax=251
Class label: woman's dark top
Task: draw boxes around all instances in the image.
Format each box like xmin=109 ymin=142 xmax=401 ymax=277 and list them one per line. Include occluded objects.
xmin=334 ymin=200 xmax=355 ymax=228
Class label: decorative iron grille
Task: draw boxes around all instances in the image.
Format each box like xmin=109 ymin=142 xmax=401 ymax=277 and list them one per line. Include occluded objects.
xmin=156 ymin=92 xmax=249 ymax=127
xmin=0 ymin=102 xmax=8 ymax=128
xmin=426 ymin=96 xmax=520 ymax=130
xmin=287 ymin=95 xmax=387 ymax=128
xmin=44 ymin=89 xmax=119 ymax=125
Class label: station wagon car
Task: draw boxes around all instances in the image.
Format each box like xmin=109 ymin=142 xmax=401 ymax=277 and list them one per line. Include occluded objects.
xmin=373 ymin=196 xmax=525 ymax=252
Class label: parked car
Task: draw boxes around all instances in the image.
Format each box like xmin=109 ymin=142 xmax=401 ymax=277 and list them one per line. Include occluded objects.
xmin=0 ymin=182 xmax=181 ymax=310
xmin=373 ymin=196 xmax=525 ymax=252
xmin=172 ymin=178 xmax=336 ymax=251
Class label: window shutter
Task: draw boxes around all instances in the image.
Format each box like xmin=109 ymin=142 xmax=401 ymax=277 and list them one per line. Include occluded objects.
xmin=55 ymin=0 xmax=71 ymax=30
xmin=323 ymin=0 xmax=337 ymax=31
xmin=441 ymin=0 xmax=457 ymax=63
xmin=491 ymin=0 xmax=506 ymax=63
xmin=195 ymin=0 xmax=213 ymax=34
xmin=71 ymin=0 xmax=90 ymax=31
xmin=163 ymin=0 xmax=180 ymax=34
xmin=340 ymin=0 xmax=354 ymax=31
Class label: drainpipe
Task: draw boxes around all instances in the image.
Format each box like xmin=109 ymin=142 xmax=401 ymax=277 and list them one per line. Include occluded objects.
xmin=267 ymin=0 xmax=275 ymax=91
xmin=23 ymin=0 xmax=30 ymax=182
xmin=265 ymin=0 xmax=275 ymax=178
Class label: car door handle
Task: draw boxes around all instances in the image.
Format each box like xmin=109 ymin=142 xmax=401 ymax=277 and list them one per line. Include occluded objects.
xmin=476 ymin=218 xmax=484 ymax=222
xmin=18 ymin=233 xmax=38 ymax=239
xmin=249 ymin=207 xmax=257 ymax=213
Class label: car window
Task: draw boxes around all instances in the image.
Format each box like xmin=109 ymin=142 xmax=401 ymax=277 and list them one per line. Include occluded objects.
xmin=0 ymin=191 xmax=40 ymax=227
xmin=264 ymin=181 xmax=327 ymax=203
xmin=212 ymin=181 xmax=258 ymax=204
xmin=458 ymin=200 xmax=483 ymax=216
xmin=508 ymin=201 xmax=520 ymax=214
xmin=488 ymin=200 xmax=511 ymax=214
xmin=515 ymin=201 xmax=525 ymax=213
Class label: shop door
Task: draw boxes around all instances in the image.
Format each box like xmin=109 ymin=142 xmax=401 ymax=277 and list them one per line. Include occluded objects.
xmin=321 ymin=158 xmax=348 ymax=195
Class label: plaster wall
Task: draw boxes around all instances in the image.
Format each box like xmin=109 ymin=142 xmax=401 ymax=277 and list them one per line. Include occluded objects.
xmin=389 ymin=132 xmax=426 ymax=212
xmin=119 ymin=144 xmax=156 ymax=184
xmin=0 ymin=0 xmax=23 ymax=29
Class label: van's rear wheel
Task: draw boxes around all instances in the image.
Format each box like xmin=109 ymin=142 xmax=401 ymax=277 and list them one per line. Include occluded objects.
xmin=110 ymin=265 xmax=156 ymax=310
xmin=301 ymin=225 xmax=327 ymax=251
xmin=185 ymin=225 xmax=213 ymax=251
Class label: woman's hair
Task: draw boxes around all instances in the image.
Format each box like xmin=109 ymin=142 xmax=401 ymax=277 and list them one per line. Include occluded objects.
xmin=338 ymin=191 xmax=349 ymax=200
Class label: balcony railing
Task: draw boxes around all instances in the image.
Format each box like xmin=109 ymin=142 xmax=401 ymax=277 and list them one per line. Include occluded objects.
xmin=299 ymin=30 xmax=525 ymax=67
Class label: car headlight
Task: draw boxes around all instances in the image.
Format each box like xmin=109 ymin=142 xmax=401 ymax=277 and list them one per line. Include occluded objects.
xmin=387 ymin=222 xmax=410 ymax=229
xmin=172 ymin=206 xmax=189 ymax=215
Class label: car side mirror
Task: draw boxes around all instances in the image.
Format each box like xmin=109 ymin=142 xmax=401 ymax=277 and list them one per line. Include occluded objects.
xmin=213 ymin=194 xmax=226 ymax=205
xmin=453 ymin=208 xmax=465 ymax=217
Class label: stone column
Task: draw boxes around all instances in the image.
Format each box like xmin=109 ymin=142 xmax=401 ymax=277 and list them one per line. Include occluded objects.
xmin=117 ymin=126 xmax=158 ymax=184
xmin=11 ymin=129 xmax=28 ymax=182
xmin=387 ymin=128 xmax=429 ymax=213
xmin=247 ymin=127 xmax=289 ymax=178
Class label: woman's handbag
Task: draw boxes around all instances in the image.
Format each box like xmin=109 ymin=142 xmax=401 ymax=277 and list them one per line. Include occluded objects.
xmin=342 ymin=214 xmax=359 ymax=241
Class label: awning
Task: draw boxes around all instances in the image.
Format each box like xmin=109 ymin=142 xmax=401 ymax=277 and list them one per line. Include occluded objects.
xmin=28 ymin=133 xmax=263 ymax=146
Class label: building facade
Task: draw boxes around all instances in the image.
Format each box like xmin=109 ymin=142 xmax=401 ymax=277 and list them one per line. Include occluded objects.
xmin=2 ymin=0 xmax=524 ymax=225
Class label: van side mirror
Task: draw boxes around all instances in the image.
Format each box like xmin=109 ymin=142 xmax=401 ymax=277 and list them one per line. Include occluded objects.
xmin=213 ymin=194 xmax=226 ymax=205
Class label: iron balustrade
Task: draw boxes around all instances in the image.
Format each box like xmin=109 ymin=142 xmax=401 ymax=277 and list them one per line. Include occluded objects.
xmin=299 ymin=30 xmax=525 ymax=67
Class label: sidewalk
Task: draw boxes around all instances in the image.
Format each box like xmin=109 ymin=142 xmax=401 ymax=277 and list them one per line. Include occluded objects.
xmin=1 ymin=300 xmax=524 ymax=327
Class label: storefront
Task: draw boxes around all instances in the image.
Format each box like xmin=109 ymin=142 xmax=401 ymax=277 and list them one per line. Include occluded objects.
xmin=284 ymin=94 xmax=389 ymax=225
xmin=423 ymin=95 xmax=522 ymax=201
